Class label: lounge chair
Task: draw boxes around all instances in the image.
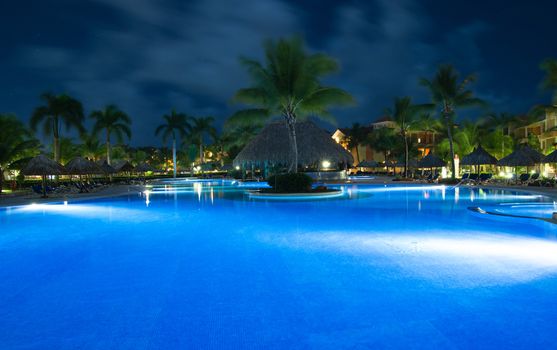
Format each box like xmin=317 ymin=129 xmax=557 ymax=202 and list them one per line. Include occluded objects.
xmin=479 ymin=173 xmax=493 ymax=183
xmin=469 ymin=173 xmax=479 ymax=182
xmin=461 ymin=173 xmax=470 ymax=181
xmin=518 ymin=173 xmax=530 ymax=184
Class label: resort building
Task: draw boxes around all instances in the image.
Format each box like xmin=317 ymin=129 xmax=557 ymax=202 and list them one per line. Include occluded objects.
xmin=332 ymin=116 xmax=438 ymax=165
xmin=512 ymin=112 xmax=557 ymax=152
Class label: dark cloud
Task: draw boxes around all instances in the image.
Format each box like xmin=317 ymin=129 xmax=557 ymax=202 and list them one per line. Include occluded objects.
xmin=1 ymin=0 xmax=556 ymax=145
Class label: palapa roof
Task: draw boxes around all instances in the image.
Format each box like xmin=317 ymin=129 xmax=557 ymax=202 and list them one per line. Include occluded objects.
xmin=233 ymin=121 xmax=353 ymax=167
xmin=519 ymin=145 xmax=543 ymax=163
xmin=543 ymin=150 xmax=557 ymax=163
xmin=497 ymin=147 xmax=539 ymax=167
xmin=112 ymin=160 xmax=135 ymax=172
xmin=65 ymin=157 xmax=103 ymax=175
xmin=21 ymin=154 xmax=65 ymax=176
xmin=461 ymin=145 xmax=498 ymax=165
xmin=417 ymin=153 xmax=446 ymax=168
xmin=134 ymin=162 xmax=154 ymax=172
xmin=97 ymin=160 xmax=117 ymax=174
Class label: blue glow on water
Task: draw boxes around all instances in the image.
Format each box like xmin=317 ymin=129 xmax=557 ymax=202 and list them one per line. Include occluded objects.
xmin=2 ymin=182 xmax=557 ymax=349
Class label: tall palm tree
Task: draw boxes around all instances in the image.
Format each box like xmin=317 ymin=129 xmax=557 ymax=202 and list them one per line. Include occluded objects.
xmin=420 ymin=65 xmax=485 ymax=178
xmin=346 ymin=123 xmax=369 ymax=164
xmin=0 ymin=114 xmax=40 ymax=195
xmin=386 ymin=97 xmax=433 ymax=177
xmin=190 ymin=116 xmax=216 ymax=173
xmin=155 ymin=110 xmax=192 ymax=178
xmin=229 ymin=37 xmax=354 ymax=173
xmin=30 ymin=92 xmax=85 ymax=163
xmin=90 ymin=105 xmax=132 ymax=166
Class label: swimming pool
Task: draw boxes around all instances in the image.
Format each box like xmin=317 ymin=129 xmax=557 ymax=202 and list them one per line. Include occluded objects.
xmin=1 ymin=181 xmax=557 ymax=349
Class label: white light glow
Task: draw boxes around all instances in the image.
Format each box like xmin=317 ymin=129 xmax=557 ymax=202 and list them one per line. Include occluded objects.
xmin=322 ymin=160 xmax=331 ymax=169
xmin=260 ymin=231 xmax=557 ymax=286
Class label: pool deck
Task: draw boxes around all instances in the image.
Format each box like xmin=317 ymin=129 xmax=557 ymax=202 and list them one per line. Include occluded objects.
xmin=0 ymin=184 xmax=145 ymax=208
xmin=2 ymin=176 xmax=557 ymax=207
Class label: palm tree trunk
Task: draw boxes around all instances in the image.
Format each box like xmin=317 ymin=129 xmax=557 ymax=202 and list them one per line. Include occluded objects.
xmin=172 ymin=137 xmax=177 ymax=178
xmin=355 ymin=145 xmax=360 ymax=164
xmin=384 ymin=151 xmax=389 ymax=175
xmin=403 ymin=133 xmax=409 ymax=178
xmin=285 ymin=113 xmax=298 ymax=173
xmin=106 ymin=128 xmax=111 ymax=166
xmin=0 ymin=167 xmax=3 ymax=195
xmin=53 ymin=136 xmax=60 ymax=163
xmin=445 ymin=114 xmax=456 ymax=179
xmin=199 ymin=137 xmax=204 ymax=176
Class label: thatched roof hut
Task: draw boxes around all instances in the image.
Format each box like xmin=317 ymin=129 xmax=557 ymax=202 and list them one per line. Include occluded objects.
xmin=65 ymin=157 xmax=103 ymax=175
xmin=233 ymin=121 xmax=353 ymax=167
xmin=461 ymin=145 xmax=498 ymax=165
xmin=418 ymin=154 xmax=446 ymax=168
xmin=21 ymin=154 xmax=65 ymax=176
xmin=21 ymin=154 xmax=65 ymax=198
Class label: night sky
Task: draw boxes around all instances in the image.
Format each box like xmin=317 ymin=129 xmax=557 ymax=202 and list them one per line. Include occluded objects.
xmin=2 ymin=0 xmax=556 ymax=146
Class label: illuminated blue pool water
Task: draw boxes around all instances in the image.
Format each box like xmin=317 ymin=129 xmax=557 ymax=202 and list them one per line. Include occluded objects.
xmin=2 ymin=181 xmax=557 ymax=349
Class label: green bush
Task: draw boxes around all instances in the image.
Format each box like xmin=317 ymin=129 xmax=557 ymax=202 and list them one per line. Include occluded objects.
xmin=267 ymin=173 xmax=313 ymax=193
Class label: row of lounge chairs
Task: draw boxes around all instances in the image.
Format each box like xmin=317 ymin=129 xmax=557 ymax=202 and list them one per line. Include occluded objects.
xmin=460 ymin=173 xmax=544 ymax=186
xmin=30 ymin=181 xmax=108 ymax=196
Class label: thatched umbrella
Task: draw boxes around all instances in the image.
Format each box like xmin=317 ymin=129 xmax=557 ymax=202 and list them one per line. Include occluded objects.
xmin=233 ymin=121 xmax=353 ymax=172
xmin=497 ymin=148 xmax=537 ymax=167
xmin=65 ymin=157 xmax=103 ymax=175
xmin=21 ymin=154 xmax=65 ymax=197
xmin=461 ymin=145 xmax=498 ymax=175
xmin=134 ymin=162 xmax=154 ymax=173
xmin=519 ymin=145 xmax=544 ymax=163
xmin=418 ymin=153 xmax=446 ymax=168
xmin=97 ymin=160 xmax=117 ymax=174
xmin=543 ymin=150 xmax=557 ymax=163
xmin=112 ymin=160 xmax=135 ymax=173
xmin=461 ymin=145 xmax=498 ymax=166
xmin=357 ymin=160 xmax=379 ymax=168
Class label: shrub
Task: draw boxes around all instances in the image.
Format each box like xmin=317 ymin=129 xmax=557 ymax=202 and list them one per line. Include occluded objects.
xmin=267 ymin=173 xmax=313 ymax=193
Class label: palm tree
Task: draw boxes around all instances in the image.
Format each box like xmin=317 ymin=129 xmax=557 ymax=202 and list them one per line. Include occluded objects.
xmin=0 ymin=114 xmax=40 ymax=195
xmin=346 ymin=123 xmax=369 ymax=164
xmin=79 ymin=132 xmax=103 ymax=161
xmin=155 ymin=110 xmax=192 ymax=178
xmin=190 ymin=116 xmax=216 ymax=172
xmin=220 ymin=124 xmax=262 ymax=162
xmin=386 ymin=97 xmax=433 ymax=177
xmin=30 ymin=92 xmax=85 ymax=163
xmin=420 ymin=65 xmax=485 ymax=178
xmin=229 ymin=37 xmax=354 ymax=173
xmin=367 ymin=127 xmax=397 ymax=173
xmin=484 ymin=113 xmax=516 ymax=156
xmin=90 ymin=105 xmax=132 ymax=166
xmin=416 ymin=113 xmax=442 ymax=145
